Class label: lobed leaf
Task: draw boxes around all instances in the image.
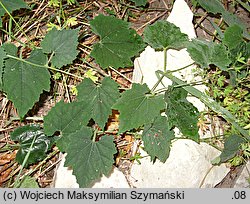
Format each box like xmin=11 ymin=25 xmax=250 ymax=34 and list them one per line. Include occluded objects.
xmin=64 ymin=127 xmax=117 ymax=187
xmin=143 ymin=20 xmax=188 ymax=50
xmin=3 ymin=46 xmax=50 ymax=118
xmin=11 ymin=125 xmax=55 ymax=167
xmin=44 ymin=100 xmax=91 ymax=152
xmin=76 ymin=77 xmax=120 ymax=129
xmin=41 ymin=28 xmax=79 ymax=68
xmin=187 ymin=39 xmax=231 ymax=70
xmin=165 ymin=85 xmax=199 ymax=142
xmin=90 ymin=14 xmax=145 ymax=68
xmin=113 ymin=83 xmax=165 ymax=133
xmin=0 ymin=0 xmax=29 ymax=27
xmin=142 ymin=116 xmax=175 ymax=162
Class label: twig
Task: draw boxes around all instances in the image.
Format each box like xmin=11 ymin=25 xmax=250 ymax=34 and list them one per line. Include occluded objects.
xmin=109 ymin=66 xmax=133 ymax=83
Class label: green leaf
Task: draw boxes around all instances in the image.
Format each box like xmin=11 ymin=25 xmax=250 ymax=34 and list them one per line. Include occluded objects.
xmin=77 ymin=77 xmax=120 ymax=129
xmin=161 ymin=71 xmax=250 ymax=141
xmin=41 ymin=28 xmax=79 ymax=68
xmin=219 ymin=135 xmax=245 ymax=163
xmin=130 ymin=0 xmax=147 ymax=6
xmin=0 ymin=0 xmax=29 ymax=27
xmin=2 ymin=42 xmax=18 ymax=56
xmin=3 ymin=46 xmax=50 ymax=118
xmin=11 ymin=125 xmax=55 ymax=166
xmin=19 ymin=176 xmax=39 ymax=188
xmin=113 ymin=83 xmax=165 ymax=133
xmin=44 ymin=100 xmax=91 ymax=151
xmin=64 ymin=127 xmax=117 ymax=187
xmin=165 ymin=85 xmax=199 ymax=141
xmin=90 ymin=14 xmax=145 ymax=68
xmin=223 ymin=25 xmax=243 ymax=50
xmin=230 ymin=41 xmax=250 ymax=62
xmin=195 ymin=0 xmax=225 ymax=14
xmin=0 ymin=47 xmax=6 ymax=89
xmin=221 ymin=11 xmax=250 ymax=40
xmin=143 ymin=20 xmax=189 ymax=50
xmin=187 ymin=39 xmax=231 ymax=70
xmin=142 ymin=116 xmax=174 ymax=162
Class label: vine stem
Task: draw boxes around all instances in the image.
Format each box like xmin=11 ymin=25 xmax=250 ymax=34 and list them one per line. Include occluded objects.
xmin=9 ymin=149 xmax=60 ymax=187
xmin=151 ymin=50 xmax=195 ymax=94
xmin=14 ymin=135 xmax=37 ymax=187
xmin=6 ymin=54 xmax=84 ymax=79
xmin=92 ymin=128 xmax=99 ymax=142
xmin=163 ymin=47 xmax=167 ymax=73
xmin=150 ymin=48 xmax=168 ymax=93
xmin=167 ymin=62 xmax=195 ymax=74
xmin=154 ymin=80 xmax=206 ymax=94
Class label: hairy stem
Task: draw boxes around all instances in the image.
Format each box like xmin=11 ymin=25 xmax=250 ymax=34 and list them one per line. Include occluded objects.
xmin=6 ymin=54 xmax=84 ymax=79
xmin=163 ymin=47 xmax=167 ymax=73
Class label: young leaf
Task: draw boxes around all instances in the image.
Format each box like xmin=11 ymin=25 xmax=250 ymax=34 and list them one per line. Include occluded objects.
xmin=76 ymin=77 xmax=120 ymax=129
xmin=223 ymin=25 xmax=243 ymax=50
xmin=165 ymin=85 xmax=199 ymax=142
xmin=90 ymin=14 xmax=145 ymax=68
xmin=19 ymin=176 xmax=39 ymax=188
xmin=142 ymin=116 xmax=175 ymax=163
xmin=0 ymin=47 xmax=6 ymax=88
xmin=130 ymin=0 xmax=147 ymax=6
xmin=143 ymin=20 xmax=188 ymax=50
xmin=3 ymin=46 xmax=50 ymax=118
xmin=41 ymin=28 xmax=79 ymax=68
xmin=0 ymin=0 xmax=29 ymax=27
xmin=11 ymin=125 xmax=55 ymax=167
xmin=219 ymin=135 xmax=245 ymax=163
xmin=113 ymin=83 xmax=165 ymax=133
xmin=64 ymin=127 xmax=117 ymax=187
xmin=44 ymin=100 xmax=93 ymax=152
xmin=187 ymin=39 xmax=231 ymax=70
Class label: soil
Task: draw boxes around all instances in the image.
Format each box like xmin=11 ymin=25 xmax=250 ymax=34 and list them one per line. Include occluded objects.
xmin=0 ymin=0 xmax=249 ymax=188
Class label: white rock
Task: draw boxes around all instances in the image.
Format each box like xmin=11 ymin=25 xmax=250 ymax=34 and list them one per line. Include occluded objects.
xmin=234 ymin=161 xmax=250 ymax=188
xmin=130 ymin=0 xmax=230 ymax=188
xmin=53 ymin=154 xmax=130 ymax=188
xmin=130 ymin=140 xmax=229 ymax=188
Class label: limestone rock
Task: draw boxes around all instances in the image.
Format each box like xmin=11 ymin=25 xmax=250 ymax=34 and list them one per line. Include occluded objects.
xmin=234 ymin=161 xmax=250 ymax=188
xmin=130 ymin=0 xmax=230 ymax=188
xmin=130 ymin=140 xmax=229 ymax=188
